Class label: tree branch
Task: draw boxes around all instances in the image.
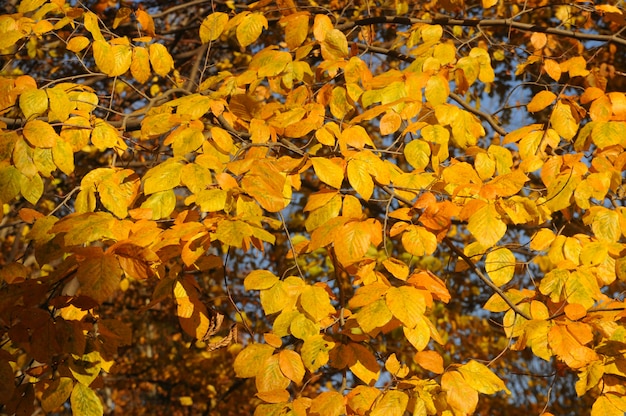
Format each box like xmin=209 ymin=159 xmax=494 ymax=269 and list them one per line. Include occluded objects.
xmin=375 ymin=182 xmax=532 ymax=321
xmin=340 ymin=15 xmax=626 ymax=48
xmin=353 ymin=42 xmax=508 ymax=136
xmin=443 ymin=237 xmax=532 ymax=321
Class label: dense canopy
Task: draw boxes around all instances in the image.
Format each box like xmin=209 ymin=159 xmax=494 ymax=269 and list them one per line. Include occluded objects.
xmin=1 ymin=0 xmax=626 ymax=415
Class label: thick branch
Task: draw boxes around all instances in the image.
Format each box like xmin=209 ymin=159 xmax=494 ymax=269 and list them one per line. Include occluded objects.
xmin=340 ymin=15 xmax=626 ymax=48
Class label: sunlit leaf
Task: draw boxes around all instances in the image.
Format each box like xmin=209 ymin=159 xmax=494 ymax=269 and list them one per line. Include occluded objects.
xmin=234 ymin=343 xmax=275 ymax=378
xmin=149 ymin=43 xmax=174 ymax=76
xmin=70 ymin=383 xmax=103 ymax=416
xmin=458 ymin=360 xmax=511 ymax=394
xmin=237 ymin=13 xmax=268 ymax=47
xmin=527 ymin=90 xmax=556 ymax=113
xmin=485 ymin=248 xmax=516 ymax=286
xmin=467 ymin=203 xmax=506 ymax=248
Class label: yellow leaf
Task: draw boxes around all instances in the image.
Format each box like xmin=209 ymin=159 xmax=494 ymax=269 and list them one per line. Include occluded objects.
xmin=256 ymin=354 xmax=290 ymax=392
xmin=237 ymin=12 xmax=268 ymax=47
xmin=329 ymin=87 xmax=352 ymax=120
xmin=402 ymin=316 xmax=431 ymax=351
xmin=575 ymin=361 xmax=603 ymax=397
xmin=591 ymin=394 xmax=626 ymax=416
xmin=113 ymin=7 xmax=132 ymax=29
xmin=322 ymin=29 xmax=348 ymax=60
xmin=300 ymin=285 xmax=335 ymax=322
xmin=530 ymin=32 xmax=547 ymax=49
xmin=305 ymin=193 xmax=342 ymax=232
xmin=91 ymin=119 xmax=122 ymax=151
xmin=544 ymin=59 xmax=562 ymax=81
xmin=482 ymin=0 xmax=498 ymax=8
xmin=20 ymin=173 xmax=44 ymax=204
xmin=149 ymin=43 xmax=174 ymax=76
xmin=342 ymin=194 xmax=363 ymax=219
xmin=143 ymin=159 xmax=182 ymax=194
xmin=550 ymin=100 xmax=579 ymax=140
xmin=233 ymin=343 xmax=275 ymax=378
xmin=370 ymin=390 xmax=408 ymax=416
xmin=140 ymin=189 xmax=176 ymax=219
xmin=545 ymin=172 xmax=580 ymax=213
xmin=467 ymin=203 xmax=506 ymax=248
xmin=301 ymin=334 xmax=334 ymax=371
xmin=289 ymin=313 xmax=319 ymax=340
xmin=425 ymin=74 xmax=449 ymax=106
xmin=348 ymin=283 xmax=389 ymax=309
xmin=131 ymin=46 xmax=151 ymax=84
xmin=282 ymin=12 xmax=309 ymax=50
xmin=404 ymin=139 xmax=430 ymax=171
xmin=278 ymin=350 xmax=305 ymax=384
xmin=41 ymin=377 xmax=74 ymax=413
xmin=346 ymin=386 xmax=381 ymax=416
xmin=355 ymin=299 xmax=392 ymax=333
xmin=485 ymin=248 xmax=516 ymax=286
xmin=385 ymin=286 xmax=426 ymax=328
xmin=23 ymin=120 xmax=58 ymax=148
xmin=349 ymin=343 xmax=380 ymax=385
xmin=46 ymin=87 xmax=72 ymax=122
xmin=548 ymin=323 xmax=599 ymax=369
xmin=421 ymin=25 xmax=443 ymax=43
xmin=566 ymin=268 xmax=600 ymax=309
xmin=347 ymin=159 xmax=374 ymax=200
xmin=401 ymin=225 xmax=437 ymax=257
xmin=241 ymin=161 xmax=287 ymax=212
xmin=380 ymin=111 xmax=402 ymax=135
xmin=83 ymin=11 xmax=104 ymax=41
xmin=334 ymin=220 xmax=379 ymax=266
xmin=382 ymin=257 xmax=409 ymax=281
xmin=70 ymin=383 xmax=103 ymax=416
xmin=441 ymin=371 xmax=478 ymax=415
xmin=523 ymin=320 xmax=553 ymax=361
xmin=589 ymin=207 xmax=620 ymax=242
xmin=244 ymin=270 xmax=279 ymax=291
xmin=341 ymin=125 xmax=375 ymax=149
xmin=527 ymin=90 xmax=556 ymax=112
xmin=591 ymin=121 xmax=626 ymax=149
xmin=310 ymin=391 xmax=346 ymax=416
xmin=458 ymin=360 xmax=511 ymax=394
xmin=93 ymin=40 xmax=132 ymax=77
xmin=313 ymin=14 xmax=333 ymax=42
xmin=19 ymin=88 xmax=48 ymax=120
xmin=311 ymin=157 xmax=344 ymax=189
xmin=18 ymin=0 xmax=46 ymax=13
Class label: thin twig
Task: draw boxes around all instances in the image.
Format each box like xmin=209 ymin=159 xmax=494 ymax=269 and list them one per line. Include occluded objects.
xmin=443 ymin=237 xmax=532 ymax=320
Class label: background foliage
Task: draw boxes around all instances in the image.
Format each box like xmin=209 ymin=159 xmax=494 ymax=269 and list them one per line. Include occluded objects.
xmin=1 ymin=0 xmax=626 ymax=414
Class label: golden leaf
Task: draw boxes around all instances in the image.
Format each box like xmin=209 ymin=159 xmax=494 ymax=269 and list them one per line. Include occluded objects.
xmin=149 ymin=43 xmax=174 ymax=76
xmin=485 ymin=248 xmax=516 ymax=286
xmin=441 ymin=370 xmax=478 ymax=415
xmin=527 ymin=90 xmax=556 ymax=113
xmin=236 ymin=12 xmax=268 ymax=48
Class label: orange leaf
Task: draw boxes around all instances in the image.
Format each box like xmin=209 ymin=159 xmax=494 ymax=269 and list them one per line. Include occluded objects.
xmin=278 ymin=350 xmax=305 ymax=384
xmin=414 ymin=350 xmax=444 ymax=374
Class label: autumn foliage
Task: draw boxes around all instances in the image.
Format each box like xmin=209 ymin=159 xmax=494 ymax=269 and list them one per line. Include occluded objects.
xmin=1 ymin=0 xmax=626 ymax=414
